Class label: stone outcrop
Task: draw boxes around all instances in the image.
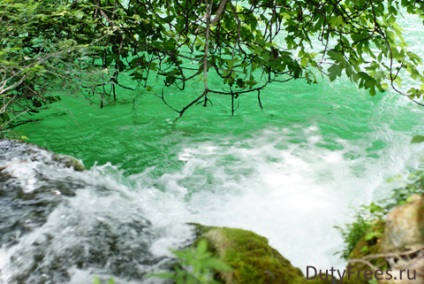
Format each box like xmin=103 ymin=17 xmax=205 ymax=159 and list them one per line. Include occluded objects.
xmin=191 ymin=224 xmax=335 ymax=284
xmin=381 ymin=195 xmax=424 ymax=252
xmin=379 ymin=195 xmax=424 ymax=284
xmin=343 ymin=195 xmax=424 ymax=284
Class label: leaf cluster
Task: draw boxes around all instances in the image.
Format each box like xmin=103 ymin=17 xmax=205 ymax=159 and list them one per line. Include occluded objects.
xmin=153 ymin=239 xmax=231 ymax=284
xmin=0 ymin=0 xmax=102 ymax=132
xmin=336 ymin=203 xmax=385 ymax=260
xmin=2 ymin=0 xmax=424 ymax=130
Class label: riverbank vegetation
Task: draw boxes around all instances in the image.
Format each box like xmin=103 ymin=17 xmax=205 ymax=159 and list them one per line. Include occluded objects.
xmin=338 ymin=166 xmax=424 ymax=261
xmin=336 ymin=166 xmax=424 ymax=283
xmin=2 ymin=0 xmax=424 ymax=135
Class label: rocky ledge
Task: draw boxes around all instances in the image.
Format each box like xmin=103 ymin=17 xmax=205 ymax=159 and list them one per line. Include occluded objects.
xmin=342 ymin=195 xmax=424 ymax=284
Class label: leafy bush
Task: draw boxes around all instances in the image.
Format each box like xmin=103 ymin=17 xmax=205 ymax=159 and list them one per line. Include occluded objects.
xmin=336 ymin=203 xmax=384 ymax=260
xmin=152 ymin=239 xmax=230 ymax=284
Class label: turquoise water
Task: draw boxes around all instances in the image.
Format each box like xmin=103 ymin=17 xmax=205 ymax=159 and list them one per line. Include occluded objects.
xmin=12 ymin=13 xmax=424 ymax=279
xmin=17 ymin=76 xmax=421 ymax=175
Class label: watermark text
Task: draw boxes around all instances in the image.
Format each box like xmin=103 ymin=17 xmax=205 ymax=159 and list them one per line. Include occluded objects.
xmin=306 ymin=265 xmax=416 ymax=281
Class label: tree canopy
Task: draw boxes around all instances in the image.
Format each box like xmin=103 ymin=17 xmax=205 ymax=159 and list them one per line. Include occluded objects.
xmin=1 ymin=0 xmax=424 ymax=132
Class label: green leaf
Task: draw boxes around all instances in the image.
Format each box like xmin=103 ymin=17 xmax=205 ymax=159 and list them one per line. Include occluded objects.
xmin=364 ymin=231 xmax=378 ymax=241
xmin=74 ymin=10 xmax=84 ymax=20
xmin=411 ymin=135 xmax=424 ymax=143
xmin=329 ymin=15 xmax=344 ymax=28
xmin=328 ymin=64 xmax=343 ymax=81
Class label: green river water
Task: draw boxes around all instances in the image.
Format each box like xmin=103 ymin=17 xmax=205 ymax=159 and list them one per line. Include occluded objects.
xmin=10 ymin=13 xmax=424 ymax=281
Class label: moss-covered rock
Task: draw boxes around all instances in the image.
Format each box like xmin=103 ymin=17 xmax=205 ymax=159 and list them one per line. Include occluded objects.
xmin=190 ymin=224 xmax=334 ymax=284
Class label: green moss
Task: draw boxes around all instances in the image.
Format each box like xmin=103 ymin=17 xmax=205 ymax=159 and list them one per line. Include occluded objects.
xmin=190 ymin=224 xmax=328 ymax=284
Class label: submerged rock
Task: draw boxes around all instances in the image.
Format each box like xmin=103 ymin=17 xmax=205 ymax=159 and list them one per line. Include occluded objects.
xmin=52 ymin=153 xmax=85 ymax=171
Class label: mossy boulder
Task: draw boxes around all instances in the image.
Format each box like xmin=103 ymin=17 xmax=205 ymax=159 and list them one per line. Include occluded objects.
xmin=190 ymin=224 xmax=334 ymax=284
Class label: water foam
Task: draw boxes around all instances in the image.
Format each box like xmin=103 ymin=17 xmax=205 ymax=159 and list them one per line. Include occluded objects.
xmin=129 ymin=120 xmax=424 ymax=274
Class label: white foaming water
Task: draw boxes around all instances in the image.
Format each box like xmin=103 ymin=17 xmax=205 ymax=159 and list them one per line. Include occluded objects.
xmin=127 ymin=117 xmax=424 ymax=274
xmin=2 ymin=90 xmax=424 ymax=282
xmin=0 ymin=146 xmax=194 ymax=284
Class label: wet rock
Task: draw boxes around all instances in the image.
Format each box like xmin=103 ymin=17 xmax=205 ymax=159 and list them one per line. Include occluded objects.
xmin=0 ymin=140 xmax=164 ymax=283
xmin=378 ymin=195 xmax=424 ymax=284
xmin=0 ymin=139 xmax=85 ymax=171
xmin=9 ymin=217 xmax=155 ymax=284
xmin=381 ymin=195 xmax=424 ymax=252
xmin=52 ymin=154 xmax=85 ymax=171
xmin=0 ymin=140 xmax=85 ymax=248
